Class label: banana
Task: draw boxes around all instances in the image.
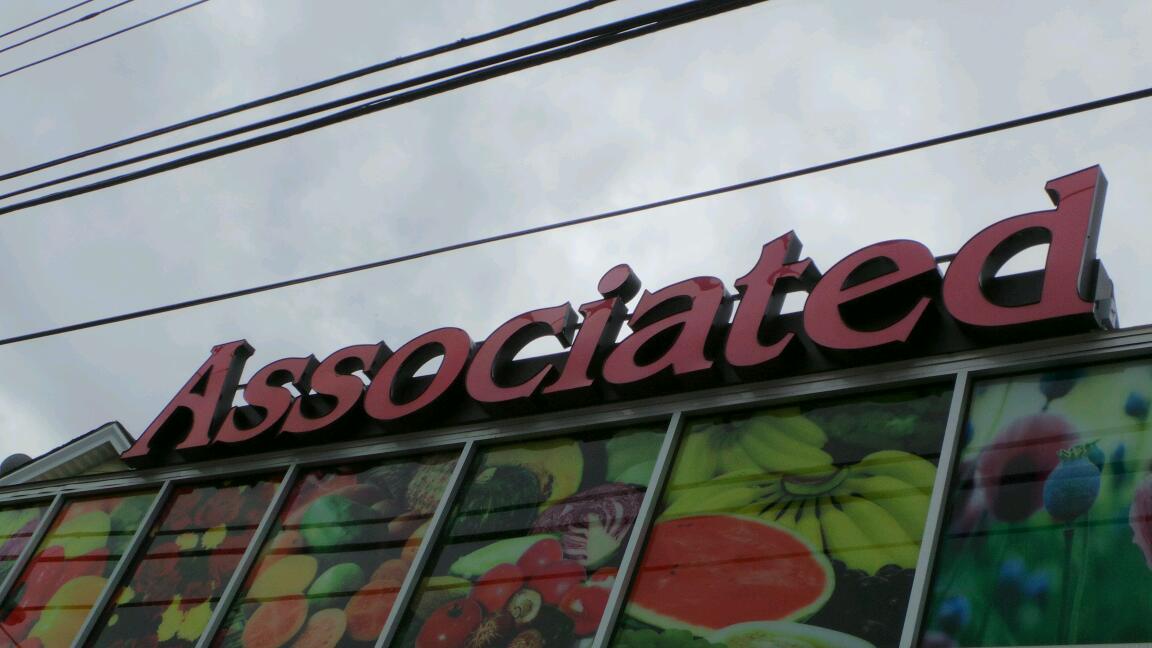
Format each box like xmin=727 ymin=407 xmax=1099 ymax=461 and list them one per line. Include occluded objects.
xmin=834 ymin=495 xmax=920 ymax=569
xmin=717 ymin=440 xmax=764 ymax=473
xmin=845 ymin=474 xmax=931 ymax=537
xmin=853 ymin=450 xmax=937 ymax=494
xmin=667 ymin=431 xmax=717 ymax=488
xmin=793 ymin=499 xmax=825 ymax=550
xmin=662 ymin=469 xmax=768 ymax=517
xmin=819 ymin=499 xmax=893 ymax=575
xmin=663 ymin=483 xmax=765 ymax=518
xmin=741 ymin=426 xmax=835 ymax=476
xmin=766 ymin=409 xmax=828 ymax=447
xmin=762 ymin=499 xmax=803 ymax=531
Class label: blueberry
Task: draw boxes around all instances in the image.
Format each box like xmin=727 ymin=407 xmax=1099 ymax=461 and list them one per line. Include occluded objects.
xmin=1043 ymin=447 xmax=1101 ymax=522
xmin=1110 ymin=443 xmax=1129 ymax=488
xmin=1039 ymin=369 xmax=1085 ymax=401
xmin=1023 ymin=571 xmax=1050 ymax=603
xmin=936 ymin=595 xmax=972 ymax=634
xmin=999 ymin=557 xmax=1026 ymax=583
xmin=997 ymin=557 xmax=1027 ymax=604
xmin=1125 ymin=392 xmax=1150 ymax=422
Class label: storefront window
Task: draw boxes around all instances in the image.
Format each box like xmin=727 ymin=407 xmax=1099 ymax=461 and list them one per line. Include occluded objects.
xmin=611 ymin=387 xmax=951 ymax=648
xmin=210 ymin=452 xmax=459 ymax=648
xmin=87 ymin=474 xmax=283 ymax=646
xmin=392 ymin=424 xmax=667 ymax=648
xmin=924 ymin=360 xmax=1152 ymax=646
xmin=0 ymin=491 xmax=157 ymax=647
xmin=0 ymin=502 xmax=48 ymax=583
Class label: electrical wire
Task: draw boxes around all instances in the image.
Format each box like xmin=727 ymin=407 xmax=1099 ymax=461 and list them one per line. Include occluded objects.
xmin=0 ymin=0 xmax=99 ymax=41
xmin=0 ymin=0 xmax=617 ymax=184
xmin=0 ymin=0 xmax=137 ymax=56
xmin=0 ymin=0 xmax=763 ymax=212
xmin=0 ymin=84 xmax=1147 ymax=348
xmin=0 ymin=0 xmax=210 ymax=81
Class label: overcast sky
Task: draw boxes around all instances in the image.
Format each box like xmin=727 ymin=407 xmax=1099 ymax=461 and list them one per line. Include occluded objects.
xmin=0 ymin=0 xmax=1149 ymax=461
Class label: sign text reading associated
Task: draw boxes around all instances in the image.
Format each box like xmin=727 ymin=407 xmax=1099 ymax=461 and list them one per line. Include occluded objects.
xmin=123 ymin=166 xmax=1116 ymax=466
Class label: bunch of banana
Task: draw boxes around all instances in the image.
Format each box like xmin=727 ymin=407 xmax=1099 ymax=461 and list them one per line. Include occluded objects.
xmin=737 ymin=411 xmax=836 ymax=476
xmin=752 ymin=450 xmax=938 ymax=575
xmin=667 ymin=410 xmax=836 ymax=492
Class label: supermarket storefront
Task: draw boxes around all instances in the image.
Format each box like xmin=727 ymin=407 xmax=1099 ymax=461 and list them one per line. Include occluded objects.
xmin=0 ymin=166 xmax=1148 ymax=648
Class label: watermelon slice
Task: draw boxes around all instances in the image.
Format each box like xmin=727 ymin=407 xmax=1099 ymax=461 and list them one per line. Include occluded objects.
xmin=626 ymin=514 xmax=833 ymax=634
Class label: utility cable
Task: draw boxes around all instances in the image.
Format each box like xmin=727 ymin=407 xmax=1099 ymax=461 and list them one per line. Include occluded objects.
xmin=0 ymin=0 xmax=137 ymax=56
xmin=0 ymin=83 xmax=1148 ymax=348
xmin=0 ymin=0 xmax=763 ymax=212
xmin=0 ymin=0 xmax=99 ymax=41
xmin=0 ymin=0 xmax=210 ymax=81
xmin=0 ymin=0 xmax=617 ymax=184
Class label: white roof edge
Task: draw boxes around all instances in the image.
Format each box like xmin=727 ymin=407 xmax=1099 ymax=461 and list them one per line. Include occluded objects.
xmin=0 ymin=422 xmax=134 ymax=486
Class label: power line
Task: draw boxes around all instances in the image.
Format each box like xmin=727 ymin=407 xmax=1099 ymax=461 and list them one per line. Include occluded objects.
xmin=0 ymin=84 xmax=1147 ymax=348
xmin=0 ymin=0 xmax=616 ymax=184
xmin=0 ymin=0 xmax=99 ymax=41
xmin=0 ymin=0 xmax=137 ymax=56
xmin=0 ymin=0 xmax=760 ymax=212
xmin=0 ymin=0 xmax=210 ymax=81
xmin=0 ymin=0 xmax=707 ymax=205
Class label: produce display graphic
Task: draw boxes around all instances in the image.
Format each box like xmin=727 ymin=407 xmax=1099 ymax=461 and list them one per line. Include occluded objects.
xmin=614 ymin=388 xmax=950 ymax=648
xmin=925 ymin=360 xmax=1152 ymax=646
xmin=211 ymin=453 xmax=458 ymax=648
xmin=88 ymin=474 xmax=283 ymax=646
xmin=393 ymin=426 xmax=666 ymax=648
xmin=0 ymin=491 xmax=157 ymax=648
xmin=0 ymin=503 xmax=47 ymax=583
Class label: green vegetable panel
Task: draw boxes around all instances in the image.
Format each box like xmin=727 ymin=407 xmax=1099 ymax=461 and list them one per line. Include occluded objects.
xmin=0 ymin=491 xmax=157 ymax=647
xmin=924 ymin=360 xmax=1152 ymax=646
xmin=393 ymin=424 xmax=667 ymax=648
xmin=87 ymin=473 xmax=283 ymax=646
xmin=209 ymin=452 xmax=459 ymax=648
xmin=0 ymin=502 xmax=49 ymax=583
xmin=613 ymin=387 xmax=951 ymax=648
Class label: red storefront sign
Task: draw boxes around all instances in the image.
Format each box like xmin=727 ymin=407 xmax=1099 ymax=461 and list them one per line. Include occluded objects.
xmin=123 ymin=166 xmax=1115 ymax=466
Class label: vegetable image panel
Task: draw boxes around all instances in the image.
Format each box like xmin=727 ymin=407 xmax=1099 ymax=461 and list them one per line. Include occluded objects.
xmin=0 ymin=502 xmax=48 ymax=583
xmin=87 ymin=473 xmax=283 ymax=647
xmin=0 ymin=491 xmax=157 ymax=648
xmin=613 ymin=387 xmax=951 ymax=648
xmin=392 ymin=424 xmax=667 ymax=648
xmin=924 ymin=360 xmax=1152 ymax=646
xmin=209 ymin=452 xmax=458 ymax=648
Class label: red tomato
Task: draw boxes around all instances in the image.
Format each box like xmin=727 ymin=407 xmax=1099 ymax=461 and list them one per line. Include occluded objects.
xmin=470 ymin=563 xmax=524 ymax=613
xmin=515 ymin=537 xmax=564 ymax=578
xmin=526 ymin=559 xmax=585 ymax=605
xmin=559 ymin=584 xmax=610 ymax=636
xmin=416 ymin=598 xmax=483 ymax=648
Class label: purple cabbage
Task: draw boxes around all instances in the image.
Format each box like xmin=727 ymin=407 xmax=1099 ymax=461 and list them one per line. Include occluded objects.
xmin=530 ymin=483 xmax=644 ymax=568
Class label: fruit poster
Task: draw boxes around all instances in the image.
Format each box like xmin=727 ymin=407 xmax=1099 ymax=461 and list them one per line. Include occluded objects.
xmin=0 ymin=503 xmax=47 ymax=584
xmin=393 ymin=425 xmax=666 ymax=648
xmin=924 ymin=360 xmax=1152 ymax=646
xmin=88 ymin=474 xmax=282 ymax=646
xmin=0 ymin=491 xmax=157 ymax=648
xmin=211 ymin=453 xmax=458 ymax=648
xmin=613 ymin=387 xmax=951 ymax=648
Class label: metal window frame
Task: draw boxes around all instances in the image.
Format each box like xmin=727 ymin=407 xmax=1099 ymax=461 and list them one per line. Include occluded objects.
xmin=0 ymin=325 xmax=1150 ymax=648
xmin=75 ymin=480 xmax=175 ymax=647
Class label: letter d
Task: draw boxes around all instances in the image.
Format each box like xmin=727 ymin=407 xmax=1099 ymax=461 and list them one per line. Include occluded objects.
xmin=942 ymin=166 xmax=1115 ymax=330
